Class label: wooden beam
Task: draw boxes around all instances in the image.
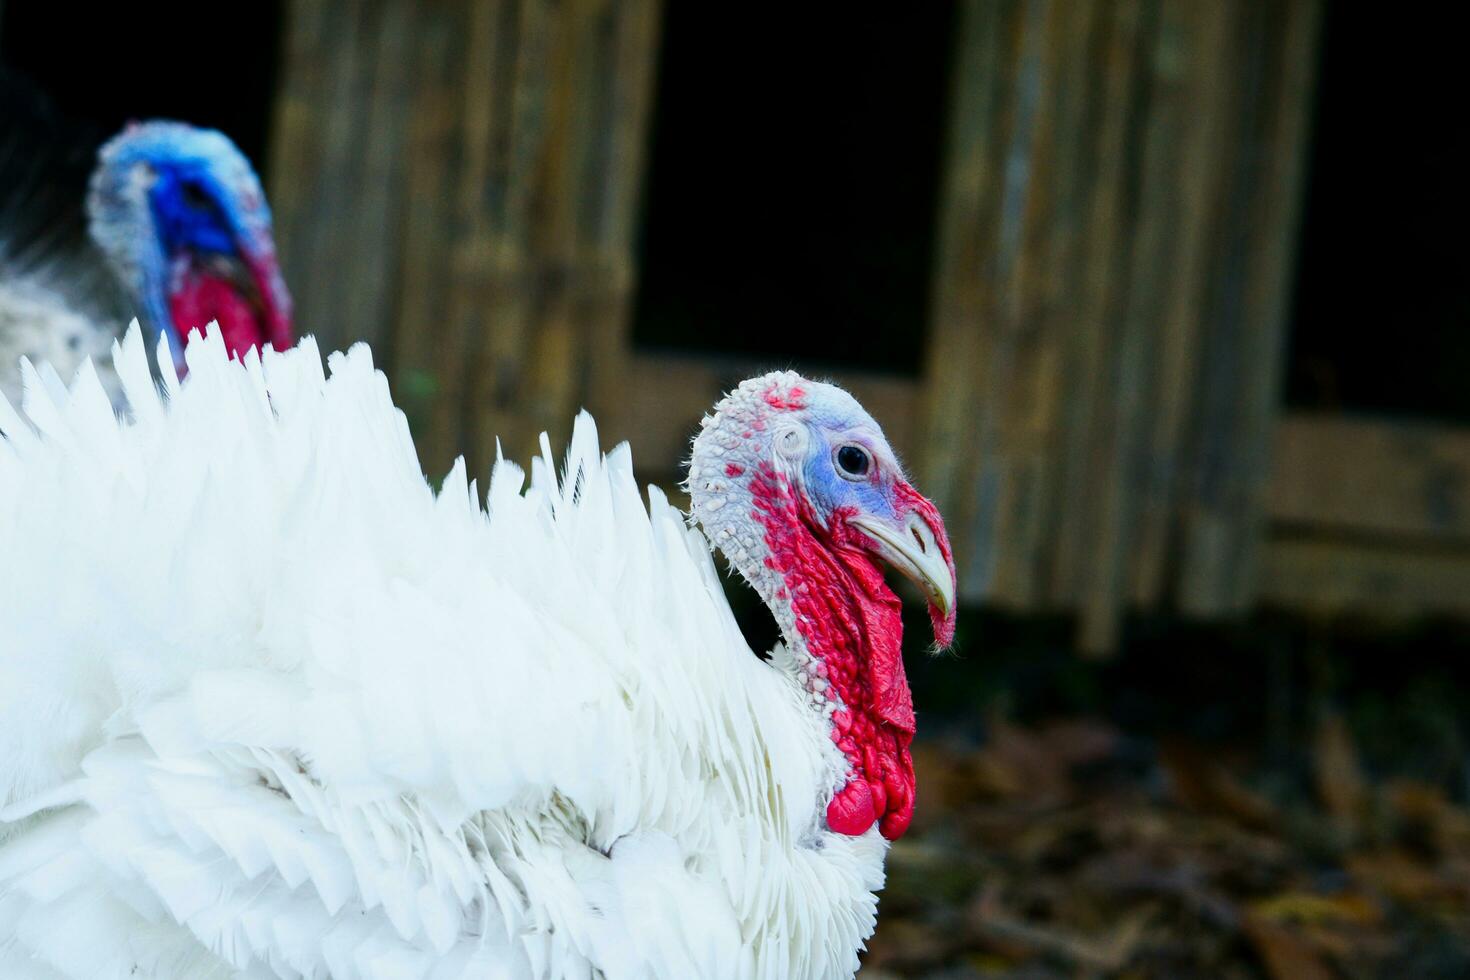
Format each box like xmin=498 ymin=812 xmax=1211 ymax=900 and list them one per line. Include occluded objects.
xmin=1267 ymin=414 xmax=1470 ymax=543
xmin=1261 ymin=535 xmax=1470 ymax=620
xmin=1254 ymin=413 xmax=1470 ymax=624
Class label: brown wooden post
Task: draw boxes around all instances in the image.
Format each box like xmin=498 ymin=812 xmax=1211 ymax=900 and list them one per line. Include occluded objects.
xmin=1052 ymin=0 xmax=1152 ymax=654
xmin=921 ymin=0 xmax=1322 ymax=653
xmin=269 ymin=0 xmax=663 ymax=481
xmin=1176 ymin=0 xmax=1322 ymax=618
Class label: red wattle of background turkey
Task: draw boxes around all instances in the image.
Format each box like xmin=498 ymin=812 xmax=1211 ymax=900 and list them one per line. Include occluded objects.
xmin=168 ymin=257 xmax=292 ymax=362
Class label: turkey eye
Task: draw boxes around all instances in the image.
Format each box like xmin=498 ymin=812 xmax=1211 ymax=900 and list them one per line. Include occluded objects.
xmin=835 ymin=445 xmax=871 ymax=478
xmin=180 ymin=181 xmax=211 ymax=210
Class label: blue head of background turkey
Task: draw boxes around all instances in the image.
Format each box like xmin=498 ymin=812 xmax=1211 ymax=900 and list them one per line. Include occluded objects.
xmin=0 ymin=75 xmax=292 ymax=403
xmin=86 ymin=121 xmax=293 ymax=373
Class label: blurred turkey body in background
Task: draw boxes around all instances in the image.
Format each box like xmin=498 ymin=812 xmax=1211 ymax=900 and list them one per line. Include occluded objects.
xmin=0 ymin=73 xmax=291 ymax=406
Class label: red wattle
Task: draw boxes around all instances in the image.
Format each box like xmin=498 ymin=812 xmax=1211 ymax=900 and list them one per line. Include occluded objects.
xmin=751 ymin=464 xmax=916 ymax=840
xmin=169 ymin=268 xmax=269 ymax=361
xmin=826 ymin=779 xmax=876 ymax=836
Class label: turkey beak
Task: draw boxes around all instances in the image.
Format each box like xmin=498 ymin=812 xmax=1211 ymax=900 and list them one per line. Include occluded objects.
xmin=849 ymin=495 xmax=957 ymax=646
xmin=853 ymin=511 xmax=955 ymax=616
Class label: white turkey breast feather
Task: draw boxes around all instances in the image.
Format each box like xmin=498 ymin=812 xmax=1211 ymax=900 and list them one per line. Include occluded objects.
xmin=0 ymin=324 xmax=885 ymax=979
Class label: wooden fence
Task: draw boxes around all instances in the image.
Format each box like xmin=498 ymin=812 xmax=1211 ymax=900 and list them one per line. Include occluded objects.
xmin=269 ymin=0 xmax=1445 ymax=654
xmin=269 ymin=0 xmax=662 ymax=472
xmin=916 ymin=0 xmax=1320 ymax=650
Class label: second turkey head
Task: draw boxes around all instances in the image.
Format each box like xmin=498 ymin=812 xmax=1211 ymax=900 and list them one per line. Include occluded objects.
xmin=688 ymin=372 xmax=957 ymax=841
xmin=86 ymin=121 xmax=293 ymax=372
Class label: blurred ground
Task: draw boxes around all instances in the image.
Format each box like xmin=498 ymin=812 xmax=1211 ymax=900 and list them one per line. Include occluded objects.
xmin=867 ymin=720 xmax=1470 ymax=978
xmin=855 ymin=613 xmax=1470 ymax=979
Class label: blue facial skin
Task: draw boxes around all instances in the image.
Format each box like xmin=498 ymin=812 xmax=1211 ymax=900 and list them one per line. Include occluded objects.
xmin=148 ymin=164 xmax=237 ymax=258
xmin=802 ymin=420 xmax=898 ymax=528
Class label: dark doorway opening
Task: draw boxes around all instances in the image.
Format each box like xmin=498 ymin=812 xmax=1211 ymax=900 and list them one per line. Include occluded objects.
xmin=1284 ymin=3 xmax=1470 ymax=424
xmin=631 ymin=5 xmax=958 ymax=377
xmin=0 ymin=1 xmax=284 ymax=174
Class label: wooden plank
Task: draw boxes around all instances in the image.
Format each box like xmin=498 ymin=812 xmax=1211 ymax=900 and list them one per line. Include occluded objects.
xmin=264 ymin=0 xmax=325 ymax=278
xmin=1125 ymin=0 xmax=1236 ymax=607
xmin=1261 ymin=536 xmax=1470 ymax=620
xmin=981 ymin=0 xmax=1066 ymax=610
xmin=1267 ymin=414 xmax=1470 ymax=543
xmin=917 ymin=0 xmax=1010 ymax=513
xmin=919 ymin=0 xmax=1048 ymax=608
xmin=1219 ymin=0 xmax=1324 ymax=610
xmin=918 ymin=0 xmax=1031 ymax=606
xmin=268 ymin=0 xmax=358 ymax=356
xmin=334 ymin=0 xmax=413 ymax=356
xmin=1031 ymin=0 xmax=1103 ymax=604
xmin=1056 ymin=0 xmax=1152 ymax=652
xmin=426 ymin=0 xmax=665 ymax=475
xmin=390 ymin=1 xmax=469 ymax=478
xmin=457 ymin=0 xmax=663 ymax=472
xmin=507 ymin=0 xmax=582 ymax=465
xmin=584 ymin=0 xmax=664 ymax=424
xmin=309 ymin=0 xmax=369 ymax=355
xmin=459 ymin=0 xmax=547 ymax=470
xmin=1177 ymin=0 xmax=1322 ymax=616
xmin=270 ymin=0 xmax=413 ymax=358
xmin=270 ymin=0 xmax=662 ymax=483
xmin=1045 ymin=0 xmax=1145 ymax=616
xmin=1077 ymin=0 xmax=1186 ymax=654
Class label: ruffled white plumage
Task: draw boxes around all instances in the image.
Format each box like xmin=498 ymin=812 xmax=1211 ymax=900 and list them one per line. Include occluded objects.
xmin=0 ymin=325 xmax=884 ymax=979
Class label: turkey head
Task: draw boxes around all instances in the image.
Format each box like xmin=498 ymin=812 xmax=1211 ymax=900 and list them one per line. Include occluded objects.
xmin=86 ymin=122 xmax=292 ymax=373
xmin=688 ymin=372 xmax=957 ymax=841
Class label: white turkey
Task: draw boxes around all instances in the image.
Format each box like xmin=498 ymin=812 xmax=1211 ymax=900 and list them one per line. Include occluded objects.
xmin=0 ymin=74 xmax=293 ymax=406
xmin=0 ymin=324 xmax=957 ymax=979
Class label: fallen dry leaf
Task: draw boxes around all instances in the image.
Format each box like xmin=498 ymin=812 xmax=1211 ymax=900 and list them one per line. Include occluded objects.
xmin=1242 ymin=913 xmax=1335 ymax=980
xmin=1250 ymin=889 xmax=1379 ymax=927
xmin=1160 ymin=740 xmax=1280 ymax=831
xmin=1348 ymin=849 xmax=1467 ymax=904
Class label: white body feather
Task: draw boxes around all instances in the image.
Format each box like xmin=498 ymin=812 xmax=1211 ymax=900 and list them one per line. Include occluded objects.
xmin=0 ymin=326 xmax=884 ymax=979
